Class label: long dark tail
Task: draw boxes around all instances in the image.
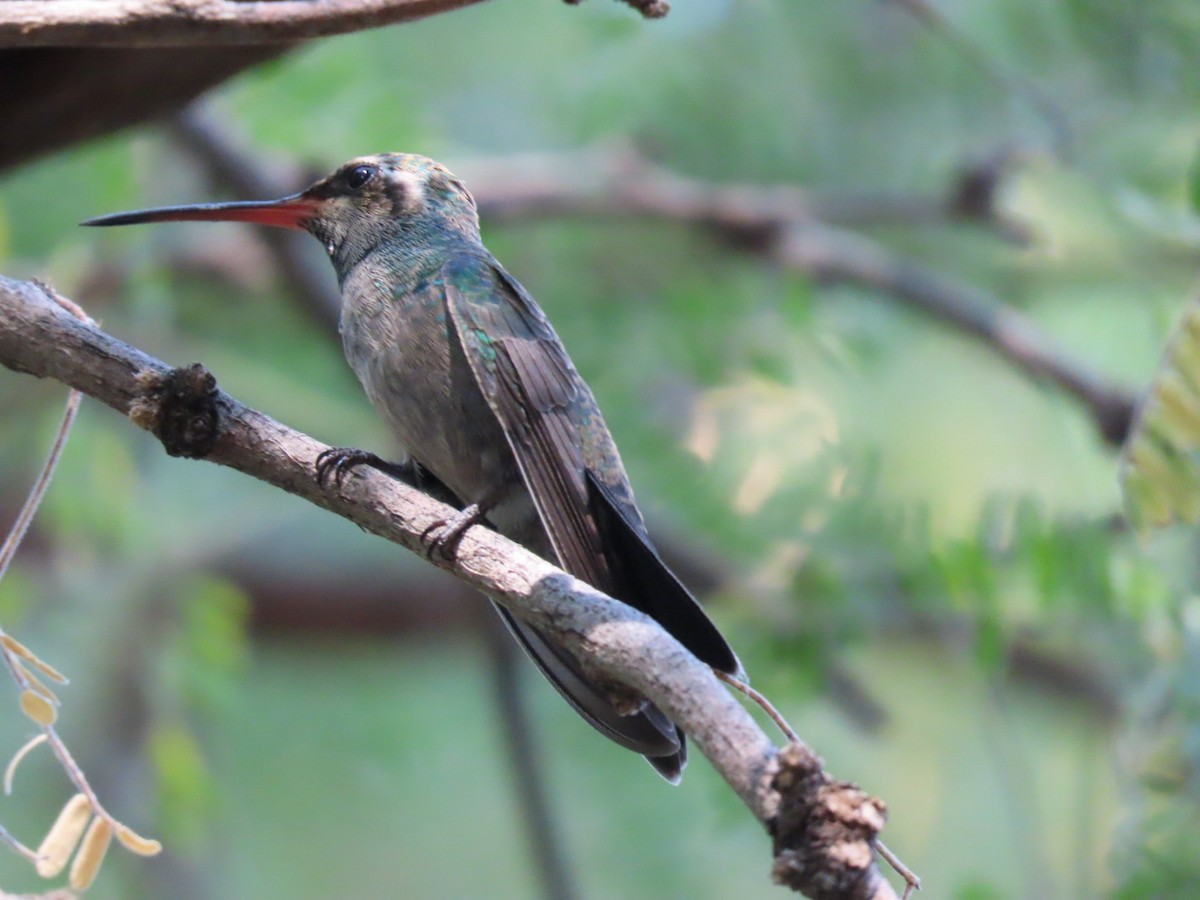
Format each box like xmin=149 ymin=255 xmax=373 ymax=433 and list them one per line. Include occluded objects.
xmin=491 ymin=602 xmax=687 ymax=782
xmin=586 ymin=472 xmax=742 ymax=678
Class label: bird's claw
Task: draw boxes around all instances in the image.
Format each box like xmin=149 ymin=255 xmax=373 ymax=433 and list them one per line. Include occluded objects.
xmin=420 ymin=503 xmax=486 ymax=560
xmin=315 ymin=447 xmax=388 ymax=488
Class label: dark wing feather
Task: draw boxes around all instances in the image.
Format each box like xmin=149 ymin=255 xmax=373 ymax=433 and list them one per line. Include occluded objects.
xmin=442 ymin=253 xmax=612 ymax=592
xmin=587 ymin=472 xmax=742 ymax=676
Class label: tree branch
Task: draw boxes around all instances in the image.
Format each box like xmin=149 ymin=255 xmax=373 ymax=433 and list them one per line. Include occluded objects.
xmin=0 ymin=46 xmax=289 ymax=173
xmin=166 ymin=108 xmax=341 ymax=333
xmin=457 ymin=146 xmax=1027 ymax=237
xmin=0 ymin=0 xmax=659 ymax=174
xmin=483 ymin=617 xmax=580 ymax=900
xmin=0 ymin=0 xmax=664 ymax=48
xmin=0 ymin=1 xmax=485 ymax=47
xmin=885 ymin=0 xmax=1072 ymax=158
xmin=0 ymin=275 xmax=899 ymax=900
xmin=774 ymin=224 xmax=1137 ymax=446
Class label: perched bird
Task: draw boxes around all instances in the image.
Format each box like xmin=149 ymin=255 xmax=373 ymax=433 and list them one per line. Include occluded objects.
xmin=84 ymin=154 xmax=741 ymax=781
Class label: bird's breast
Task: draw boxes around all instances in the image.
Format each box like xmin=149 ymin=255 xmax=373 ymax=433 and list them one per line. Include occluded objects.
xmin=338 ymin=266 xmax=523 ymax=509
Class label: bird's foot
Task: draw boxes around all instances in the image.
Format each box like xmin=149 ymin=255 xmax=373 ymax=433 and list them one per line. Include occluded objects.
xmin=315 ymin=447 xmax=410 ymax=488
xmin=420 ymin=503 xmax=488 ymax=560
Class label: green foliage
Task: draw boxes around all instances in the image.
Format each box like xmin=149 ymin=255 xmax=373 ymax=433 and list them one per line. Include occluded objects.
xmin=148 ymin=722 xmax=212 ymax=855
xmin=954 ymin=880 xmax=1007 ymax=900
xmin=163 ymin=576 xmax=251 ymax=716
xmin=1122 ymin=298 xmax=1200 ymax=531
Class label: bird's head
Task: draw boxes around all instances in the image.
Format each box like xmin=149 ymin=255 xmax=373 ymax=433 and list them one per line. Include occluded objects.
xmin=83 ymin=153 xmax=481 ymax=274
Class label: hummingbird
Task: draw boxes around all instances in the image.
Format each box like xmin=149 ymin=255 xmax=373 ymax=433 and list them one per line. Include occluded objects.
xmin=83 ymin=153 xmax=742 ymax=781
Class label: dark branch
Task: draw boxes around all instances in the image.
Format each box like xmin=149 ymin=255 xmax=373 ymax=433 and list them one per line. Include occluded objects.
xmin=0 ymin=1 xmax=488 ymax=47
xmin=0 ymin=46 xmax=288 ymax=173
xmin=167 ymin=109 xmax=341 ymax=333
xmin=456 ymin=147 xmax=1025 ymax=236
xmin=0 ymin=0 xmax=660 ymax=174
xmin=775 ymin=225 xmax=1137 ymax=446
xmin=483 ymin=617 xmax=581 ymax=900
xmin=0 ymin=0 xmax=666 ymax=48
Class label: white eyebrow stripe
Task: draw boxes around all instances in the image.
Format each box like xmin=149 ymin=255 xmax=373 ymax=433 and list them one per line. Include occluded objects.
xmin=392 ymin=171 xmax=425 ymax=210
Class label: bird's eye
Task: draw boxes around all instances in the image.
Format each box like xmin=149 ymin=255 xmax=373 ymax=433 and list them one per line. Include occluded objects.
xmin=345 ymin=165 xmax=376 ymax=190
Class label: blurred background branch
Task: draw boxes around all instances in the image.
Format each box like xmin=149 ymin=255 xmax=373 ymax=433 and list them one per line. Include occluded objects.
xmin=886 ymin=0 xmax=1072 ymax=157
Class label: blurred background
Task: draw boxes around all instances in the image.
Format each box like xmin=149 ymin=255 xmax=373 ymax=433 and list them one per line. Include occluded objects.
xmin=2 ymin=0 xmax=1200 ymax=897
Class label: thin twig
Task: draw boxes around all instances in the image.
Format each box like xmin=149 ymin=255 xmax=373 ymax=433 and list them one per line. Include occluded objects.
xmin=875 ymin=841 xmax=921 ymax=898
xmin=0 ymin=289 xmax=161 ymax=876
xmin=0 ymin=387 xmax=82 ymax=582
xmin=717 ymin=664 xmax=921 ymax=896
xmin=0 ymin=301 xmax=83 ymax=722
xmin=887 ymin=0 xmax=1072 ymax=157
xmin=715 ymin=670 xmax=799 ymax=744
xmin=484 ymin=617 xmax=579 ymax=900
xmin=0 ymin=820 xmax=40 ymax=863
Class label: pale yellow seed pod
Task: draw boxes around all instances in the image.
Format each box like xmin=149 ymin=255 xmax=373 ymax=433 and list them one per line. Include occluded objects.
xmin=70 ymin=815 xmax=114 ymax=890
xmin=115 ymin=823 xmax=163 ymax=857
xmin=20 ymin=688 xmax=57 ymax=726
xmin=0 ymin=634 xmax=68 ymax=683
xmin=19 ymin=663 xmax=61 ymax=706
xmin=35 ymin=793 xmax=92 ymax=877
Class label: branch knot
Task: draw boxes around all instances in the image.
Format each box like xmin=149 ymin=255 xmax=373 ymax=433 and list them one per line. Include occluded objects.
xmin=769 ymin=742 xmax=888 ymax=898
xmin=131 ymin=363 xmax=221 ymax=458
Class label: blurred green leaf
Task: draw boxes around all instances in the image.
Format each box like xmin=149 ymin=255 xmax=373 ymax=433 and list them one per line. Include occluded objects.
xmin=148 ymin=721 xmax=213 ymax=855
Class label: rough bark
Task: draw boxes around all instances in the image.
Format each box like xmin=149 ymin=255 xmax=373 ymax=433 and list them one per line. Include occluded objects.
xmin=0 ymin=1 xmax=488 ymax=47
